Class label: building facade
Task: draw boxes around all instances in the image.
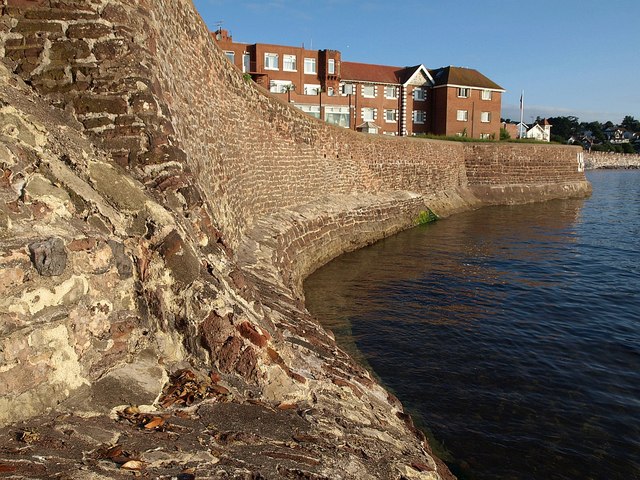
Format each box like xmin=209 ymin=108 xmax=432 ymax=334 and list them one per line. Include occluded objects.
xmin=214 ymin=29 xmax=504 ymax=138
xmin=429 ymin=66 xmax=504 ymax=139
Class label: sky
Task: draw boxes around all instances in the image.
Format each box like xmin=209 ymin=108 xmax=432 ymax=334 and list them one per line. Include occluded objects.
xmin=192 ymin=0 xmax=639 ymax=124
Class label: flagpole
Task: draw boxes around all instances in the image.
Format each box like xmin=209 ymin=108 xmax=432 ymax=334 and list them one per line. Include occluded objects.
xmin=519 ymin=90 xmax=524 ymax=138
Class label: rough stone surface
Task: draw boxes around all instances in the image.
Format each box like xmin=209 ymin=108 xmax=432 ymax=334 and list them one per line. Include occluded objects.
xmin=585 ymin=151 xmax=640 ymax=169
xmin=0 ymin=2 xmax=592 ymax=479
xmin=28 ymin=236 xmax=67 ymax=276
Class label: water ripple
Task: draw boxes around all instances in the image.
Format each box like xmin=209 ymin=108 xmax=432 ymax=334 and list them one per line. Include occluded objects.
xmin=305 ymin=170 xmax=640 ymax=480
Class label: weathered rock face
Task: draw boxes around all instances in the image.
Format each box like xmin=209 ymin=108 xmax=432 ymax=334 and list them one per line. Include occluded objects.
xmin=0 ymin=1 xmax=590 ymax=478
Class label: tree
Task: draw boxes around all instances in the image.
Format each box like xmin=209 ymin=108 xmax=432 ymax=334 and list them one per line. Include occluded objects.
xmin=621 ymin=115 xmax=640 ymax=132
xmin=547 ymin=116 xmax=579 ymax=141
xmin=283 ymin=83 xmax=296 ymax=103
xmin=500 ymin=127 xmax=511 ymax=140
xmin=580 ymin=121 xmax=606 ymax=144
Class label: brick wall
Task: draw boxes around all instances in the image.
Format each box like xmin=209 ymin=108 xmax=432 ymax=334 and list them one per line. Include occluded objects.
xmin=0 ymin=0 xmax=591 ymax=453
xmin=0 ymin=0 xmax=589 ymax=254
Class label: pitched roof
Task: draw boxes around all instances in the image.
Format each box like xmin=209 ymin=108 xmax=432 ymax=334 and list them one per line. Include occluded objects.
xmin=429 ymin=66 xmax=504 ymax=91
xmin=342 ymin=61 xmax=412 ymax=84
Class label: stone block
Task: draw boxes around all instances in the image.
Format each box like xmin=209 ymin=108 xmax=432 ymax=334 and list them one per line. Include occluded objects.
xmin=73 ymin=95 xmax=128 ymax=115
xmin=28 ymin=236 xmax=67 ymax=276
xmin=157 ymin=230 xmax=200 ymax=286
xmin=49 ymin=39 xmax=91 ymax=63
xmin=66 ymin=22 xmax=112 ymax=39
xmin=13 ymin=19 xmax=64 ymax=35
xmin=107 ymin=240 xmax=132 ymax=278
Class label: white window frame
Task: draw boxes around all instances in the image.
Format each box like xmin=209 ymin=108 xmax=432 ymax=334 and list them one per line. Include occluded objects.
xmin=294 ymin=104 xmax=320 ymax=119
xmin=362 ymin=84 xmax=376 ymax=98
xmin=264 ymin=53 xmax=279 ymax=70
xmin=384 ymin=86 xmax=397 ymax=99
xmin=224 ymin=51 xmax=235 ymax=63
xmin=283 ymin=54 xmax=297 ymax=72
xmin=325 ymin=105 xmax=350 ymax=127
xmin=413 ymin=110 xmax=426 ymax=124
xmin=303 ymin=83 xmax=321 ymax=95
xmin=362 ymin=107 xmax=376 ymax=121
xmin=328 ymin=59 xmax=335 ymax=75
xmin=384 ymin=109 xmax=397 ymax=123
xmin=480 ymin=111 xmax=491 ymax=123
xmin=269 ymin=80 xmax=294 ymax=94
xmin=480 ymin=133 xmax=491 ymax=139
xmin=457 ymin=109 xmax=468 ymax=121
xmin=413 ymin=87 xmax=426 ymax=101
xmin=457 ymin=87 xmax=470 ymax=98
xmin=242 ymin=53 xmax=250 ymax=73
xmin=304 ymin=57 xmax=317 ymax=74
xmin=341 ymin=83 xmax=355 ymax=96
xmin=481 ymin=89 xmax=492 ymax=100
xmin=327 ymin=87 xmax=334 ymax=96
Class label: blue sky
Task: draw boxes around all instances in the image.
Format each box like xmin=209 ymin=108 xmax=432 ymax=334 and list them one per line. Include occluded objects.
xmin=193 ymin=0 xmax=639 ymax=124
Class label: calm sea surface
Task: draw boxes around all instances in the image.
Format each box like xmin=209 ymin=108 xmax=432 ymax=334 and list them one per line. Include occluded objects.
xmin=304 ymin=170 xmax=640 ymax=480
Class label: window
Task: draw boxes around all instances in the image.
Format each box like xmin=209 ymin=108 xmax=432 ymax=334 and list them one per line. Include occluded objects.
xmin=269 ymin=80 xmax=293 ymax=94
xmin=304 ymin=57 xmax=317 ymax=74
xmin=457 ymin=87 xmax=470 ymax=98
xmin=362 ymin=107 xmax=376 ymax=121
xmin=304 ymin=84 xmax=320 ymax=95
xmin=457 ymin=110 xmax=468 ymax=121
xmin=341 ymin=83 xmax=354 ymax=96
xmin=413 ymin=87 xmax=426 ymax=101
xmin=384 ymin=86 xmax=397 ymax=99
xmin=325 ymin=106 xmax=350 ymax=128
xmin=413 ymin=110 xmax=426 ymax=124
xmin=328 ymin=59 xmax=335 ymax=75
xmin=283 ymin=54 xmax=297 ymax=72
xmin=385 ymin=109 xmax=397 ymax=123
xmin=362 ymin=85 xmax=376 ymax=98
xmin=224 ymin=51 xmax=235 ymax=63
xmin=294 ymin=104 xmax=320 ymax=119
xmin=264 ymin=53 xmax=278 ymax=70
xmin=327 ymin=87 xmax=334 ymax=96
xmin=242 ymin=53 xmax=250 ymax=73
xmin=480 ymin=133 xmax=491 ymax=139
xmin=480 ymin=111 xmax=492 ymax=123
xmin=481 ymin=89 xmax=492 ymax=100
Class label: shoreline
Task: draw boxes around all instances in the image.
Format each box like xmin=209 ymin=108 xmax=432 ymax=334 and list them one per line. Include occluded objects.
xmin=585 ymin=152 xmax=640 ymax=170
xmin=0 ymin=2 xmax=591 ymax=478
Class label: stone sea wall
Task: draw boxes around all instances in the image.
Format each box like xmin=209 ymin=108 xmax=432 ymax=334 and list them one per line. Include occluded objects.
xmin=0 ymin=1 xmax=590 ymax=478
xmin=585 ymin=151 xmax=640 ymax=169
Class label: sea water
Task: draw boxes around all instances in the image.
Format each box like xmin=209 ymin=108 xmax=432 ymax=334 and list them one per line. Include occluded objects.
xmin=305 ymin=170 xmax=640 ymax=480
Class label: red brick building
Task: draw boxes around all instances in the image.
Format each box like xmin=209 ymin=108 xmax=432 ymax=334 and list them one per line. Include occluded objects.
xmin=429 ymin=66 xmax=504 ymax=139
xmin=214 ymin=29 xmax=504 ymax=138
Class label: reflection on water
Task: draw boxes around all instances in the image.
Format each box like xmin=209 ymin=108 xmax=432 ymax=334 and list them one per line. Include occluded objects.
xmin=305 ymin=171 xmax=640 ymax=480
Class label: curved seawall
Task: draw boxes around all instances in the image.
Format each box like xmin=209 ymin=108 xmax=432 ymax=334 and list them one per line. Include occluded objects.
xmin=0 ymin=1 xmax=589 ymax=478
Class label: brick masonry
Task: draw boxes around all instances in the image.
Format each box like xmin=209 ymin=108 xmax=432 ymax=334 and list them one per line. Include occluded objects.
xmin=1 ymin=0 xmax=589 ymax=250
xmin=0 ymin=2 xmax=590 ymax=478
